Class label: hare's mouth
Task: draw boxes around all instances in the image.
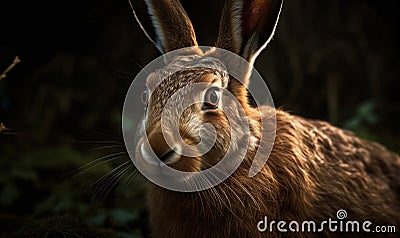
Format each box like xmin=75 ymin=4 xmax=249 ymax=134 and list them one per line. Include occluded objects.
xmin=140 ymin=142 xmax=182 ymax=166
xmin=158 ymin=147 xmax=181 ymax=164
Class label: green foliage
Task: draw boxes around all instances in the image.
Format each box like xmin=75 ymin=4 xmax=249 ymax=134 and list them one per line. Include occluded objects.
xmin=0 ymin=143 xmax=147 ymax=235
xmin=344 ymin=100 xmax=378 ymax=131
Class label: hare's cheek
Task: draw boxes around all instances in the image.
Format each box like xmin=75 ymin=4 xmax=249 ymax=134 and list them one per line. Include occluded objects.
xmin=201 ymin=137 xmax=230 ymax=167
xmin=180 ymin=114 xmax=202 ymax=142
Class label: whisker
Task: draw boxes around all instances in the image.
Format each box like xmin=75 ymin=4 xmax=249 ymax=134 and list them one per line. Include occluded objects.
xmin=127 ymin=58 xmax=146 ymax=71
xmin=91 ymin=160 xmax=131 ymax=188
xmin=111 ymin=76 xmax=135 ymax=81
xmin=90 ymin=144 xmax=125 ymax=152
xmin=193 ymin=158 xmax=261 ymax=213
xmin=91 ymin=161 xmax=131 ymax=203
xmin=95 ymin=165 xmax=131 ymax=203
xmin=116 ymin=70 xmax=136 ymax=77
xmin=70 ymin=151 xmax=128 ymax=176
xmin=74 ymin=156 xmax=127 ymax=178
xmin=186 ymin=164 xmax=206 ymax=215
xmin=68 ymin=139 xmax=123 ymax=145
xmin=121 ymin=168 xmax=142 ymax=190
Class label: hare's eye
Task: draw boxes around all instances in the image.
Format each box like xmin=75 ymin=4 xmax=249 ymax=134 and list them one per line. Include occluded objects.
xmin=202 ymin=87 xmax=220 ymax=110
xmin=141 ymin=89 xmax=148 ymax=105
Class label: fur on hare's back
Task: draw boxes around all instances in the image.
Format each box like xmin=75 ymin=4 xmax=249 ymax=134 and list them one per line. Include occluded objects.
xmin=130 ymin=0 xmax=400 ymax=237
xmin=147 ymin=109 xmax=400 ymax=238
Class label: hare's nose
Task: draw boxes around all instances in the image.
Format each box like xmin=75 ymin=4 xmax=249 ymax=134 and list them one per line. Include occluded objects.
xmin=141 ymin=130 xmax=181 ymax=165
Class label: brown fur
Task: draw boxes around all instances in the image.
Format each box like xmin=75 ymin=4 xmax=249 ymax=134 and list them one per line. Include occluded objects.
xmin=147 ymin=107 xmax=400 ymax=237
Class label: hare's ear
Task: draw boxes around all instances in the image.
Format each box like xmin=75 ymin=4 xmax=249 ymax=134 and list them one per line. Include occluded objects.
xmin=216 ymin=0 xmax=283 ymax=63
xmin=129 ymin=0 xmax=198 ymax=53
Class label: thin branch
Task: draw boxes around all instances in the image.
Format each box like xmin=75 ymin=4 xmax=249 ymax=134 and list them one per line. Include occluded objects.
xmin=0 ymin=56 xmax=21 ymax=81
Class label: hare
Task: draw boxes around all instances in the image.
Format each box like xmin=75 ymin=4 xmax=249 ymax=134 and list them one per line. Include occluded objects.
xmin=129 ymin=0 xmax=400 ymax=237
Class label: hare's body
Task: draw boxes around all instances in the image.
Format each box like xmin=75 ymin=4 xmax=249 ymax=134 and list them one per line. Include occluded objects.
xmin=130 ymin=0 xmax=400 ymax=237
xmin=147 ymin=108 xmax=400 ymax=237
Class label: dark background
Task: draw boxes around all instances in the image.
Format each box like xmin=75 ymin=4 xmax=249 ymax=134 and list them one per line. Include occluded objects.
xmin=1 ymin=0 xmax=399 ymax=237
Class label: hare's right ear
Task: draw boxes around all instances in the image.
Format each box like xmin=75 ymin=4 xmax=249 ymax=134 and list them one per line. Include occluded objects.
xmin=129 ymin=0 xmax=198 ymax=53
xmin=216 ymin=0 xmax=283 ymax=63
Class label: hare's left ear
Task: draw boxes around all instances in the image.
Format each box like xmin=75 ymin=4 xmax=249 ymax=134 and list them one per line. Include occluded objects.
xmin=216 ymin=0 xmax=283 ymax=63
xmin=129 ymin=0 xmax=198 ymax=53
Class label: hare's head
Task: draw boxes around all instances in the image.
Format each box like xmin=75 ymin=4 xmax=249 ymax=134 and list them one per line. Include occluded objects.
xmin=129 ymin=0 xmax=282 ymax=182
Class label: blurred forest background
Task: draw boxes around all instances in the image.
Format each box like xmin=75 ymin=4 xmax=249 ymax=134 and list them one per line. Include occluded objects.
xmin=0 ymin=0 xmax=399 ymax=237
